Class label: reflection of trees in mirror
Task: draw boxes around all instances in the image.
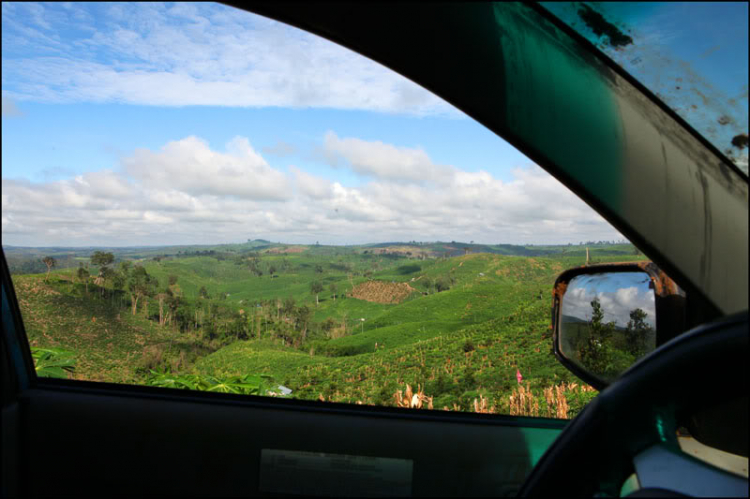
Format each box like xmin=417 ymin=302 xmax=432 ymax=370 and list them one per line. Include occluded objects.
xmin=625 ymin=308 xmax=652 ymax=358
xmin=576 ymin=299 xmax=653 ymax=380
xmin=578 ymin=298 xmax=615 ymax=375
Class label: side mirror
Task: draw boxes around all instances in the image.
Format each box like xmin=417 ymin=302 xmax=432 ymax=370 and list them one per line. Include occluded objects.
xmin=552 ymin=262 xmax=685 ymax=390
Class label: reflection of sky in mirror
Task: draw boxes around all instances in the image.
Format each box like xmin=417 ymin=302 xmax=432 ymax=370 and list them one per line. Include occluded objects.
xmin=562 ymin=272 xmax=656 ymax=328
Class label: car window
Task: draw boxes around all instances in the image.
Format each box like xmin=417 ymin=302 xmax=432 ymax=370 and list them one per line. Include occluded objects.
xmin=540 ymin=2 xmax=749 ymax=175
xmin=3 ymin=2 xmax=658 ymax=419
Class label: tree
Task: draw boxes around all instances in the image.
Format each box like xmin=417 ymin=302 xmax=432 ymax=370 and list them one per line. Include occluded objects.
xmin=580 ymin=298 xmax=616 ymax=374
xmin=91 ymin=251 xmax=114 ymax=268
xmin=127 ymin=266 xmax=154 ymax=315
xmin=112 ymin=271 xmax=126 ymax=297
xmin=96 ymin=267 xmax=117 ymax=298
xmin=295 ymin=306 xmax=312 ymax=343
xmin=282 ymin=296 xmax=296 ymax=319
xmin=329 ymin=282 xmax=338 ymax=301
xmin=77 ymin=264 xmax=90 ymax=293
xmin=157 ymin=291 xmax=170 ymax=326
xmin=315 ymin=264 xmax=324 ymax=274
xmin=435 ymin=276 xmax=450 ymax=293
xmin=91 ymin=251 xmax=115 ymax=296
xmin=310 ymin=281 xmax=324 ymax=306
xmin=165 ymin=289 xmax=182 ymax=328
xmin=168 ymin=275 xmax=179 ymax=286
xmin=119 ymin=260 xmax=132 ymax=276
xmin=625 ymin=308 xmax=652 ymax=358
xmin=42 ymin=256 xmax=57 ymax=282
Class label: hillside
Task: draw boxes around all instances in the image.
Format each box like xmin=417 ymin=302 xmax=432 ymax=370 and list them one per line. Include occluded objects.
xmin=191 ymin=253 xmax=599 ymax=415
xmin=10 ymin=245 xmax=645 ymax=417
xmin=13 ymin=274 xmax=188 ymax=382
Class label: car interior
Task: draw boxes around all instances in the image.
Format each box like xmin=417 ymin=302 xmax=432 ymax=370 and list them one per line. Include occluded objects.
xmin=2 ymin=3 xmax=748 ymax=497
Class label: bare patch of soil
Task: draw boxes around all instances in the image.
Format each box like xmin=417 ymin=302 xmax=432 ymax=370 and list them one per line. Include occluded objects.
xmin=350 ymin=280 xmax=417 ymax=304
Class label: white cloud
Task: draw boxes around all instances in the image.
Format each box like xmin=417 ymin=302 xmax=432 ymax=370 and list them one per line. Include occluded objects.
xmin=291 ymin=166 xmax=332 ymax=200
xmin=1 ymin=134 xmax=623 ymax=247
xmin=1 ymin=2 xmax=458 ymax=116
xmin=322 ymin=131 xmax=453 ymax=182
xmin=122 ymin=136 xmax=290 ymax=200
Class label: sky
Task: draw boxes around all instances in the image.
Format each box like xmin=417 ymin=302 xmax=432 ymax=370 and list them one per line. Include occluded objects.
xmin=542 ymin=2 xmax=748 ymax=172
xmin=561 ymin=272 xmax=656 ymax=328
xmin=1 ymin=2 xmax=628 ymax=247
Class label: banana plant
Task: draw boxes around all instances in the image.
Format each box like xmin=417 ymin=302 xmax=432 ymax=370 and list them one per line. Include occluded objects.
xmin=31 ymin=347 xmax=76 ymax=379
xmin=147 ymin=370 xmax=274 ymax=396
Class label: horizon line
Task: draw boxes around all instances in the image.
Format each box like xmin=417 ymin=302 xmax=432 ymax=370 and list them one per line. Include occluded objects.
xmin=2 ymin=239 xmax=632 ymax=250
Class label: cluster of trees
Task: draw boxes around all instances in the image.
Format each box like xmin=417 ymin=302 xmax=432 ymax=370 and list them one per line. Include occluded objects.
xmin=198 ymin=295 xmax=327 ymax=349
xmin=577 ymin=299 xmax=653 ymax=379
xmin=309 ymin=282 xmax=340 ymax=305
xmin=72 ymin=252 xmax=170 ymax=319
xmin=419 ymin=274 xmax=454 ymax=294
xmin=233 ymin=254 xmax=292 ymax=278
xmin=38 ymin=245 xmax=455 ymax=353
xmin=52 ymin=251 xmax=338 ymax=351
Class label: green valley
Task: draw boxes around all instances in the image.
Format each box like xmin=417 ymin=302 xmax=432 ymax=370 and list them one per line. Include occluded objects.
xmin=10 ymin=240 xmax=644 ymax=418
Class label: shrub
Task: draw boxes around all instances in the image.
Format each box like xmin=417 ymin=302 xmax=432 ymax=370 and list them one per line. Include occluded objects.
xmin=141 ymin=344 xmax=167 ymax=371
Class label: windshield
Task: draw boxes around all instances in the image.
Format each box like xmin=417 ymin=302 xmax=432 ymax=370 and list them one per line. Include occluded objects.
xmin=541 ymin=2 xmax=749 ymax=175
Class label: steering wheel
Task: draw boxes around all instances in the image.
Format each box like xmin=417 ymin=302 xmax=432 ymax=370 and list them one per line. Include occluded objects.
xmin=519 ymin=312 xmax=749 ymax=497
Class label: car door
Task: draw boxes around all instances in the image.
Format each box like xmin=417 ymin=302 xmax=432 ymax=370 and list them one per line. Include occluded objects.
xmin=1 ymin=248 xmax=567 ymax=497
xmin=2 ymin=3 xmax=746 ymax=497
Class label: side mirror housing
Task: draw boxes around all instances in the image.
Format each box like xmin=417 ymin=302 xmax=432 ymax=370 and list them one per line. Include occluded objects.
xmin=552 ymin=262 xmax=685 ymax=390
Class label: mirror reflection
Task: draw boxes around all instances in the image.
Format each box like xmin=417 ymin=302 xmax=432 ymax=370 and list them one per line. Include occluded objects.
xmin=560 ymin=272 xmax=656 ymax=382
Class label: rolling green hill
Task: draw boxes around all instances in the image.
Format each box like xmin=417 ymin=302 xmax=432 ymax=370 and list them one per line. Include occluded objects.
xmin=189 ymin=253 xmax=600 ymax=415
xmin=10 ymin=243 xmax=644 ymax=417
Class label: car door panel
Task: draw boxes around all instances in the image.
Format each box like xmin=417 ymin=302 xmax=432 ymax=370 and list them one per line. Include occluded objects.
xmin=18 ymin=381 xmax=563 ymax=497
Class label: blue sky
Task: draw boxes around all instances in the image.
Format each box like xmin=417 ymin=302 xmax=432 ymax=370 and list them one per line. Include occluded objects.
xmin=1 ymin=104 xmax=525 ymax=185
xmin=562 ymin=272 xmax=656 ymax=327
xmin=2 ymin=2 xmax=628 ymax=247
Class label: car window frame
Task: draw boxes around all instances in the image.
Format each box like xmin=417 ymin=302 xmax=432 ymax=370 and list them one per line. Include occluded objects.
xmin=2 ymin=1 xmax=744 ymax=431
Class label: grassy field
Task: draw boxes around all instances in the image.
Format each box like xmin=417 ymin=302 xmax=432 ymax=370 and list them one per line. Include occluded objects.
xmin=10 ymin=241 xmax=644 ymax=418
